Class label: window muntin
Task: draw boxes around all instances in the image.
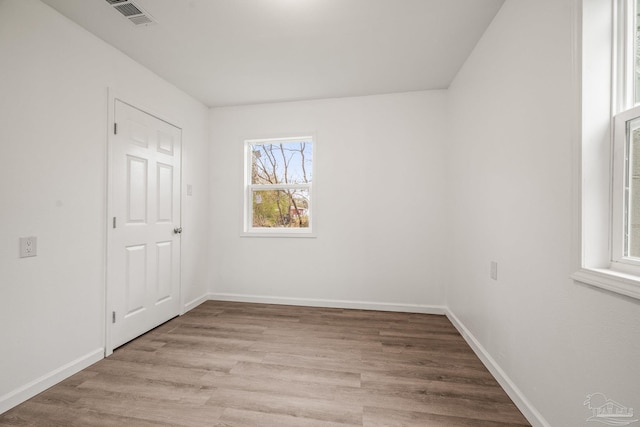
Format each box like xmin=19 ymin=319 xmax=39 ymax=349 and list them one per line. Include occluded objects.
xmin=244 ymin=136 xmax=313 ymax=235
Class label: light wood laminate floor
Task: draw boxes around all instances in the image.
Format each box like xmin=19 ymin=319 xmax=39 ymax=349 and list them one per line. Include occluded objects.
xmin=0 ymin=301 xmax=530 ymax=426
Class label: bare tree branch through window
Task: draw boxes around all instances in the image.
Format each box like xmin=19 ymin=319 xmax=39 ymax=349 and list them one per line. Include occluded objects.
xmin=247 ymin=138 xmax=313 ymax=230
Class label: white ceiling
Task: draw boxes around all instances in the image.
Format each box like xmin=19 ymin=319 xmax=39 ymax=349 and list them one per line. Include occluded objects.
xmin=40 ymin=0 xmax=504 ymax=108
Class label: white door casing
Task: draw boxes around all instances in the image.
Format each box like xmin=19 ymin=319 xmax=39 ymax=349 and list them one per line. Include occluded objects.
xmin=107 ymin=99 xmax=182 ymax=352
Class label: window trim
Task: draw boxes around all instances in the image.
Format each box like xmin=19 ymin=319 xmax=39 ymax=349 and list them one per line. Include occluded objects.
xmin=572 ymin=0 xmax=640 ymax=300
xmin=241 ymin=135 xmax=316 ymax=238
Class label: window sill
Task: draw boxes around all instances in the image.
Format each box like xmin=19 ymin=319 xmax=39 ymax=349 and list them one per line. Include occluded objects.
xmin=571 ymin=267 xmax=640 ymax=300
xmin=241 ymin=231 xmax=317 ymax=238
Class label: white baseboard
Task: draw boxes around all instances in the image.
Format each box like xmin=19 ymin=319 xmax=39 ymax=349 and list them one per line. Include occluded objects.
xmin=208 ymin=292 xmax=446 ymax=315
xmin=183 ymin=293 xmax=210 ymax=313
xmin=0 ymin=348 xmax=104 ymax=415
xmin=445 ymin=309 xmax=550 ymax=427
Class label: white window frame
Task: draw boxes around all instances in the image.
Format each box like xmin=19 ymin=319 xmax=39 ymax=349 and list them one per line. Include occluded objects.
xmin=242 ymin=135 xmax=316 ymax=237
xmin=572 ymin=0 xmax=640 ymax=300
xmin=611 ymin=0 xmax=640 ymax=269
xmin=611 ymin=105 xmax=640 ymax=267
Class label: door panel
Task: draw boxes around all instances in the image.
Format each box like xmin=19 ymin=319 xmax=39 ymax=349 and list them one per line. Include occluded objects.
xmin=109 ymin=99 xmax=181 ymax=350
xmin=127 ymin=155 xmax=148 ymax=223
xmin=157 ymin=163 xmax=173 ymax=222
xmin=157 ymin=130 xmax=175 ymax=155
xmin=156 ymin=241 xmax=173 ymax=302
xmin=125 ymin=244 xmax=147 ymax=315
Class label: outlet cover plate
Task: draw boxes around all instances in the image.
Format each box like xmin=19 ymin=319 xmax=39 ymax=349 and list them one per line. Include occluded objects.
xmin=19 ymin=236 xmax=37 ymax=258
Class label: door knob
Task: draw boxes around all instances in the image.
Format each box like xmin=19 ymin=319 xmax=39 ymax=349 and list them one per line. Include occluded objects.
xmin=173 ymin=227 xmax=183 ymax=234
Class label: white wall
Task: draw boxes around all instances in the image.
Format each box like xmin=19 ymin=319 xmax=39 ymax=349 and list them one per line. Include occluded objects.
xmin=0 ymin=0 xmax=210 ymax=411
xmin=447 ymin=1 xmax=640 ymax=426
xmin=209 ymin=91 xmax=448 ymax=311
xmin=4 ymin=0 xmax=637 ymax=424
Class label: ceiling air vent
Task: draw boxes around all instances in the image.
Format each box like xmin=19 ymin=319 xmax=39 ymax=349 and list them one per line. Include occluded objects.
xmin=105 ymin=0 xmax=156 ymax=26
xmin=128 ymin=15 xmax=154 ymax=25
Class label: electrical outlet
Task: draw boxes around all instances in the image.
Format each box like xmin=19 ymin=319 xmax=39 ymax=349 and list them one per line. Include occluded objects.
xmin=19 ymin=236 xmax=37 ymax=258
xmin=490 ymin=261 xmax=498 ymax=280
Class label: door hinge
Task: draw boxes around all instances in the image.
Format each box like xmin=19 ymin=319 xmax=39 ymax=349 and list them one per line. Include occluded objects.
xmin=112 ymin=311 xmax=116 ymax=324
xmin=114 ymin=123 xmax=118 ymax=135
xmin=113 ymin=217 xmax=116 ymax=229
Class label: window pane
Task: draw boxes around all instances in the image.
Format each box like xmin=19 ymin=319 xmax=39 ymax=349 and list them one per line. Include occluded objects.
xmin=252 ymin=189 xmax=310 ymax=228
xmin=627 ymin=117 xmax=640 ymax=257
xmin=251 ymin=141 xmax=312 ymax=185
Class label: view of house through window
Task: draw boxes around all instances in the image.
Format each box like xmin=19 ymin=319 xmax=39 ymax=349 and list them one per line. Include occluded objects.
xmin=246 ymin=137 xmax=313 ymax=232
xmin=625 ymin=117 xmax=640 ymax=257
xmin=628 ymin=2 xmax=640 ymax=257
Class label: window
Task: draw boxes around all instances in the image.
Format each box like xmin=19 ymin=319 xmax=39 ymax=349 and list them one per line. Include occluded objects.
xmin=243 ymin=136 xmax=314 ymax=236
xmin=572 ymin=0 xmax=640 ymax=299
xmin=612 ymin=0 xmax=640 ymax=269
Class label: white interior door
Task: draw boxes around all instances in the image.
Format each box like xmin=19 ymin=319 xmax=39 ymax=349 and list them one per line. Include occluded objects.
xmin=108 ymin=99 xmax=182 ymax=350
